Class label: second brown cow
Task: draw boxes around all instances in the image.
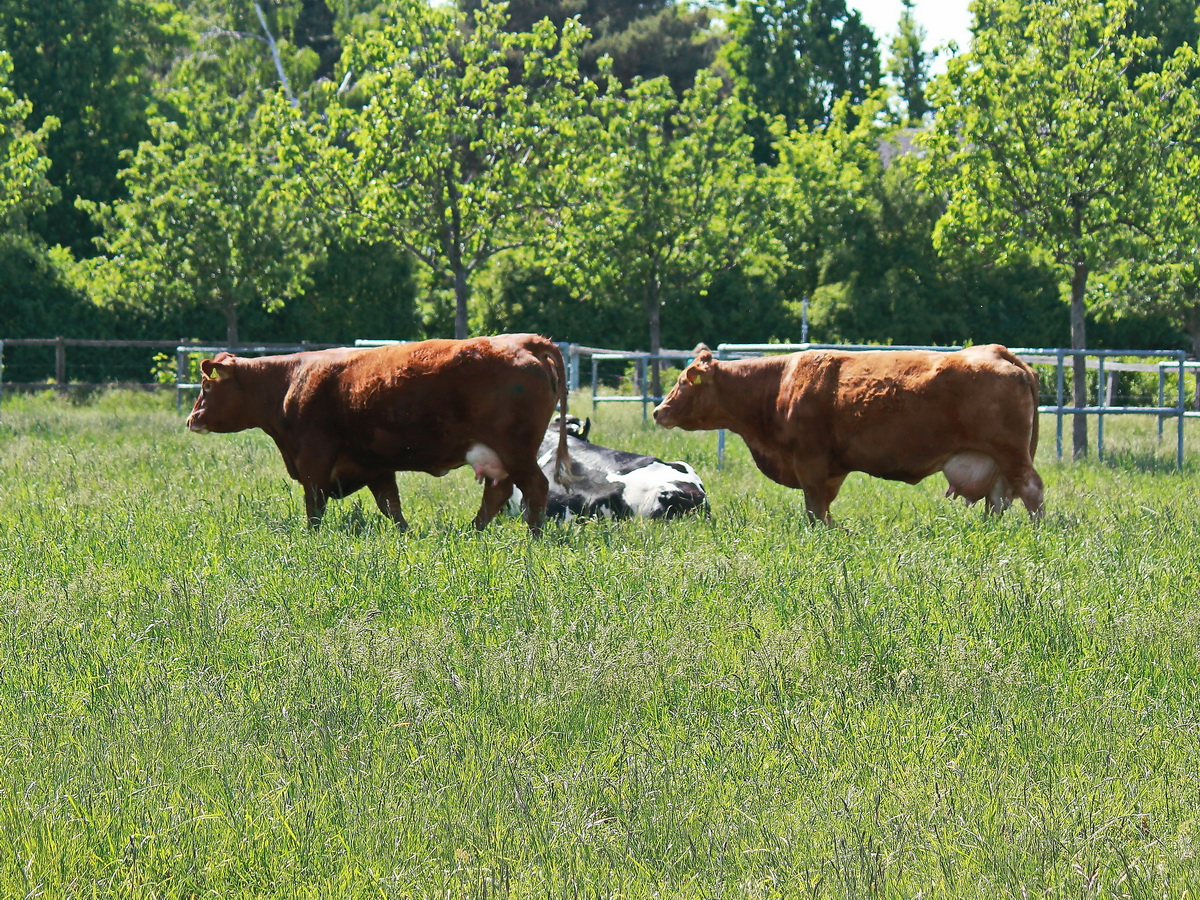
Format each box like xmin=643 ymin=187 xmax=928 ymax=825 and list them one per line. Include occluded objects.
xmin=186 ymin=334 xmax=571 ymax=534
xmin=653 ymin=343 xmax=1044 ymax=524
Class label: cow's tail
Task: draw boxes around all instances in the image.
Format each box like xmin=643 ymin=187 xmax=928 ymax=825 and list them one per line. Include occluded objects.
xmin=997 ymin=345 xmax=1040 ymax=458
xmin=536 ymin=339 xmax=575 ymax=487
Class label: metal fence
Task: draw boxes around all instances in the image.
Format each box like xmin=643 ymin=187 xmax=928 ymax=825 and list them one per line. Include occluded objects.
xmin=3 ymin=338 xmax=1197 ymax=467
xmin=713 ymin=344 xmax=1195 ymax=468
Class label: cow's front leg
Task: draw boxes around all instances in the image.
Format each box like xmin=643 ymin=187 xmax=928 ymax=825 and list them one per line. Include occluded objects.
xmin=473 ymin=478 xmax=517 ymax=532
xmin=800 ymin=474 xmax=845 ymax=526
xmin=367 ymin=474 xmax=408 ymax=531
xmin=302 ymin=484 xmax=329 ymax=528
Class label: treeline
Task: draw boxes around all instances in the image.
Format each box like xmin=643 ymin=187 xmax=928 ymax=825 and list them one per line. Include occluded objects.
xmin=1 ymin=0 xmax=1198 ymax=381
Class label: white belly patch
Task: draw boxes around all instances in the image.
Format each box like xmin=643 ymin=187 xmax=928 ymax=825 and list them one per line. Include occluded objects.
xmin=466 ymin=442 xmax=508 ymax=487
xmin=608 ymin=461 xmax=704 ymax=517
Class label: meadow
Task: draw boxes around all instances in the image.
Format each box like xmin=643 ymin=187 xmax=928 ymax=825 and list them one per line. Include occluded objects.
xmin=1 ymin=390 xmax=1199 ymax=898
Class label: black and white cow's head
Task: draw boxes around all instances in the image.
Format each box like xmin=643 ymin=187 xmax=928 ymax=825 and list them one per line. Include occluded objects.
xmin=508 ymin=416 xmax=708 ymax=521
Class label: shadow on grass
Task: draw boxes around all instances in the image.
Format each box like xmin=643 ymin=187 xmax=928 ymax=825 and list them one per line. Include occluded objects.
xmin=1095 ymin=449 xmax=1198 ymax=475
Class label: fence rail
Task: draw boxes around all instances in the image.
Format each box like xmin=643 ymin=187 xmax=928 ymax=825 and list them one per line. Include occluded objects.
xmin=712 ymin=344 xmax=1195 ymax=468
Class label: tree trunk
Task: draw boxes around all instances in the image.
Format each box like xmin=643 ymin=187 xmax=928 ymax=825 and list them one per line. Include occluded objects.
xmin=454 ymin=267 xmax=469 ymax=340
xmin=1188 ymin=307 xmax=1200 ymax=411
xmin=1069 ymin=260 xmax=1088 ymax=459
xmin=225 ymin=301 xmax=239 ymax=346
xmin=647 ymin=294 xmax=663 ymax=399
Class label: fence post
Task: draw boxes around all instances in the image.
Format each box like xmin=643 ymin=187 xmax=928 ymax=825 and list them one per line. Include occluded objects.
xmin=591 ymin=355 xmax=599 ymax=413
xmin=1178 ymin=353 xmax=1186 ymax=469
xmin=639 ymin=355 xmax=649 ymax=421
xmin=55 ymin=336 xmax=66 ymax=392
xmin=1055 ymin=350 xmax=1065 ymax=460
xmin=568 ymin=344 xmax=580 ymax=393
xmin=176 ymin=345 xmax=188 ymax=412
xmin=1097 ymin=355 xmax=1106 ymax=461
xmin=716 ymin=346 xmax=728 ymax=469
xmin=0 ymin=339 xmax=4 ymax=413
xmin=1158 ymin=366 xmax=1166 ymax=441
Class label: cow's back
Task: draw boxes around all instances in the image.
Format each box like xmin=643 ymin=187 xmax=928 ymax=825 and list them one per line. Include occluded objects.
xmin=285 ymin=336 xmax=562 ymax=475
xmin=807 ymin=346 xmax=1038 ymax=482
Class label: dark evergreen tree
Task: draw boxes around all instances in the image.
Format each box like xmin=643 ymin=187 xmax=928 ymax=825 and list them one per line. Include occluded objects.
xmin=459 ymin=0 xmax=722 ymax=93
xmin=723 ymin=0 xmax=880 ymax=146
xmin=886 ymin=0 xmax=932 ymax=125
xmin=0 ymin=0 xmax=187 ymax=254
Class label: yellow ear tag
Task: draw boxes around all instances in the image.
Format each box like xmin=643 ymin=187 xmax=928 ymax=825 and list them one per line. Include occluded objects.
xmin=693 ymin=373 xmax=702 ymax=385
xmin=208 ymin=367 xmax=223 ymax=382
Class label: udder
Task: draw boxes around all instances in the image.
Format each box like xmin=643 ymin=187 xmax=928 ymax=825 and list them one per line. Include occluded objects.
xmin=942 ymin=451 xmax=1005 ymax=506
xmin=466 ymin=442 xmax=509 ymax=487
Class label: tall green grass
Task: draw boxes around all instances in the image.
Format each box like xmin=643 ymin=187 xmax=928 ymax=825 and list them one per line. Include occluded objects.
xmin=1 ymin=390 xmax=1199 ymax=898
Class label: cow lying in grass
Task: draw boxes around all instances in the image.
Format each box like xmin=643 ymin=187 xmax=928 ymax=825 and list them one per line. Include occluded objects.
xmin=508 ymin=416 xmax=708 ymax=521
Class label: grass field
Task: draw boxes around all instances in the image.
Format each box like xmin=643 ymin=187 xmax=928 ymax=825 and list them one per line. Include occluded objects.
xmin=2 ymin=390 xmax=1200 ymax=898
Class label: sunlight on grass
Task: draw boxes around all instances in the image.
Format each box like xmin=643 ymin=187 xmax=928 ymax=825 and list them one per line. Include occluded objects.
xmin=2 ymin=390 xmax=1200 ymax=897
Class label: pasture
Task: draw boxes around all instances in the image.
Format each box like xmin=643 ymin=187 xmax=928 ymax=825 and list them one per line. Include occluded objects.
xmin=1 ymin=390 xmax=1199 ymax=898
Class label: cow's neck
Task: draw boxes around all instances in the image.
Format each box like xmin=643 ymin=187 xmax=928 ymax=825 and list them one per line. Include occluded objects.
xmin=713 ymin=357 xmax=789 ymax=442
xmin=238 ymin=356 xmax=298 ymax=437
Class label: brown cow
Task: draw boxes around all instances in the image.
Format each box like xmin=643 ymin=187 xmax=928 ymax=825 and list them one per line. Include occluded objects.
xmin=653 ymin=344 xmax=1044 ymax=524
xmin=186 ymin=334 xmax=572 ymax=535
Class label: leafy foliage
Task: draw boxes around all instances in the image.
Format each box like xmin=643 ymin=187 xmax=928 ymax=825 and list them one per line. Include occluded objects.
xmin=885 ymin=0 xmax=932 ymax=125
xmin=79 ymin=86 xmax=322 ymax=343
xmin=274 ymin=0 xmax=594 ymax=339
xmin=0 ymin=0 xmax=187 ymax=253
xmin=460 ymin=0 xmax=723 ymax=94
xmin=723 ymin=0 xmax=880 ymax=160
xmin=921 ymin=0 xmax=1200 ymax=453
xmin=552 ymin=70 xmax=768 ymax=390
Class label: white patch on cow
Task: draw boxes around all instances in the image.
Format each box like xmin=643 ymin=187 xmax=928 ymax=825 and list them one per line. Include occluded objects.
xmin=466 ymin=442 xmax=508 ymax=486
xmin=607 ymin=460 xmax=704 ymax=517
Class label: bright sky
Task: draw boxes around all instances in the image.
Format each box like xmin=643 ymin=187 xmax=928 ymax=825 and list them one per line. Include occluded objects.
xmin=849 ymin=0 xmax=973 ymax=68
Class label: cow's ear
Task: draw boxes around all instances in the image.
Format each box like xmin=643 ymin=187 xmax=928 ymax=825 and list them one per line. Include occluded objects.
xmin=201 ymin=358 xmax=233 ymax=381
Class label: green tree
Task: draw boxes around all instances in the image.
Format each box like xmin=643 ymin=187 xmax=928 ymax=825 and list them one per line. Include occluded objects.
xmin=78 ymin=87 xmax=321 ymax=343
xmin=764 ymin=95 xmax=883 ymax=321
xmin=554 ymin=70 xmax=767 ymax=394
xmin=886 ymin=0 xmax=932 ymax=125
xmin=0 ymin=0 xmax=187 ymax=254
xmin=0 ymin=52 xmax=56 ymax=236
xmin=921 ymin=0 xmax=1199 ymax=457
xmin=723 ymin=0 xmax=880 ymax=159
xmin=0 ymin=49 xmax=88 ymax=343
xmin=812 ymin=152 xmax=1065 ymax=347
xmin=273 ymin=0 xmax=593 ymax=339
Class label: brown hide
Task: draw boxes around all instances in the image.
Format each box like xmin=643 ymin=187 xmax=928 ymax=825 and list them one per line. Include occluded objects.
xmin=653 ymin=344 xmax=1044 ymax=524
xmin=187 ymin=334 xmax=571 ymax=534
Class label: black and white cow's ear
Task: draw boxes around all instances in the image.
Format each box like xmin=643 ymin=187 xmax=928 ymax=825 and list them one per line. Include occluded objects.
xmin=580 ymin=417 xmax=592 ymax=441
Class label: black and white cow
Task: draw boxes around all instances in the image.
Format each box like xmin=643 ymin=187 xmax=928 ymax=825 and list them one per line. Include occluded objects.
xmin=508 ymin=417 xmax=709 ymax=521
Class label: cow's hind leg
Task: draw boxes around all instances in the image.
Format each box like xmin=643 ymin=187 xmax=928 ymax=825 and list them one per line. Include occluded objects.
xmin=507 ymin=466 xmax=550 ymax=536
xmin=368 ymin=474 xmax=408 ymax=532
xmin=473 ymin=477 xmax=518 ymax=533
xmin=991 ymin=451 xmax=1044 ymax=520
